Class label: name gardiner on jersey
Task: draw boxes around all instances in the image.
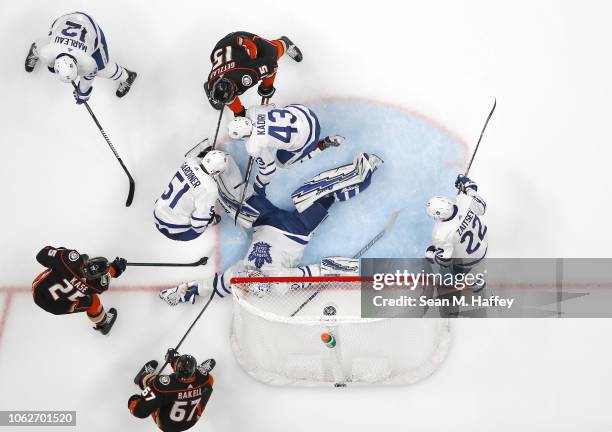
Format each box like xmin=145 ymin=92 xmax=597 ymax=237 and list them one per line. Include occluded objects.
xmin=180 ymin=163 xmax=201 ymax=188
xmin=53 ymin=36 xmax=88 ymax=52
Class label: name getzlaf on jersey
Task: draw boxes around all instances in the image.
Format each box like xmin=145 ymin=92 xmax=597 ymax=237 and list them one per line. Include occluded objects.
xmin=154 ymin=157 xmax=218 ymax=241
xmin=431 ymin=192 xmax=488 ymax=268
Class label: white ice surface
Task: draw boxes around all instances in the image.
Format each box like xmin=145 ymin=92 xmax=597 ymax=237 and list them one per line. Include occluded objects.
xmin=1 ymin=0 xmax=612 ymax=431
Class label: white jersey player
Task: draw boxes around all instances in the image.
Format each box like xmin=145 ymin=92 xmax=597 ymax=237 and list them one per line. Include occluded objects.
xmin=25 ymin=11 xmax=137 ymax=104
xmin=158 ymin=151 xmax=384 ymax=305
xmin=425 ymin=174 xmax=488 ymax=277
xmin=228 ymin=104 xmax=344 ymax=194
xmin=154 ymin=150 xmax=227 ymax=241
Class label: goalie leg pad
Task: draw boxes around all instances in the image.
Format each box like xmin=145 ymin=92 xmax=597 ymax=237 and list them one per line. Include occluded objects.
xmin=321 ymin=257 xmax=360 ymax=276
xmin=291 ymin=153 xmax=383 ymax=213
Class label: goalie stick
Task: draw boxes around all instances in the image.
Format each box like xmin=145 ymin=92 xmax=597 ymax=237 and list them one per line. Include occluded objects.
xmin=289 ymin=209 xmax=401 ymax=317
xmin=71 ymin=81 xmax=135 ymax=207
xmin=126 ymin=257 xmax=208 ymax=267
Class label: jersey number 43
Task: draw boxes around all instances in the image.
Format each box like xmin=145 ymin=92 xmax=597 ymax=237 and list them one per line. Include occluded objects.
xmin=267 ymin=109 xmax=298 ymax=143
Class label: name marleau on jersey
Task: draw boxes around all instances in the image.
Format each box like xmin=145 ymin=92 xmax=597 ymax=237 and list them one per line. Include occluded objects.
xmin=372 ymin=295 xmax=515 ymax=309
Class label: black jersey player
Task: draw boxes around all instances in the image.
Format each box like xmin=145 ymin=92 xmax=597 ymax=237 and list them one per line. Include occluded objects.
xmin=32 ymin=246 xmax=126 ymax=334
xmin=204 ymin=31 xmax=303 ymax=117
xmin=128 ymin=349 xmax=215 ymax=432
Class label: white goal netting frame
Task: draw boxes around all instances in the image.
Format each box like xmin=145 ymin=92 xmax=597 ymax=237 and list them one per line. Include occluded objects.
xmin=230 ymin=276 xmax=450 ymax=387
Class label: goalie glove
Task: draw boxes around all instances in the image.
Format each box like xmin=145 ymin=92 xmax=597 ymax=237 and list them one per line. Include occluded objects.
xmin=455 ymin=174 xmax=478 ymax=195
xmin=159 ymin=281 xmax=200 ymax=306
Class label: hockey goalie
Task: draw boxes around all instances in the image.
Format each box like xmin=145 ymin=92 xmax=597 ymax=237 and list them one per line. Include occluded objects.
xmin=159 ymin=151 xmax=383 ymax=305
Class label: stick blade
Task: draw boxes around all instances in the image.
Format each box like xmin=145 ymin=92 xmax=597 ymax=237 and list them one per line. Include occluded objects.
xmin=125 ymin=176 xmax=135 ymax=207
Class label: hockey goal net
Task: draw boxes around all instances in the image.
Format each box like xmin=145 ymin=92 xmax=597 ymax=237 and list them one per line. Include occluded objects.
xmin=230 ymin=276 xmax=450 ymax=387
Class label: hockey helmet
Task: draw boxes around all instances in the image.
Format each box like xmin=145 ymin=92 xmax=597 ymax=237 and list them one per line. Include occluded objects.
xmin=211 ymin=77 xmax=235 ymax=104
xmin=228 ymin=117 xmax=253 ymax=140
xmin=201 ymin=150 xmax=228 ymax=176
xmin=54 ymin=54 xmax=78 ymax=83
xmin=82 ymin=256 xmax=110 ymax=280
xmin=426 ymin=196 xmax=455 ymax=221
xmin=175 ymin=354 xmax=197 ymax=380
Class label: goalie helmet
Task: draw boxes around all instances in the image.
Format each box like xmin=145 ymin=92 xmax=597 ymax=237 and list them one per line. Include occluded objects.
xmin=54 ymin=54 xmax=78 ymax=83
xmin=426 ymin=196 xmax=455 ymax=221
xmin=201 ymin=150 xmax=228 ymax=176
xmin=211 ymin=77 xmax=235 ymax=104
xmin=175 ymin=354 xmax=197 ymax=380
xmin=228 ymin=117 xmax=253 ymax=140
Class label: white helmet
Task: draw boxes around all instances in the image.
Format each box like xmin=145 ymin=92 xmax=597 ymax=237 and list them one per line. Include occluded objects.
xmin=54 ymin=55 xmax=78 ymax=83
xmin=201 ymin=150 xmax=228 ymax=176
xmin=426 ymin=196 xmax=455 ymax=221
xmin=228 ymin=117 xmax=253 ymax=140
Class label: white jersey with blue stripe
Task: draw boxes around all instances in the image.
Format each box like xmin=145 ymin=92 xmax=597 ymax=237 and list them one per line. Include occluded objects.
xmin=245 ymin=104 xmax=319 ymax=156
xmin=39 ymin=12 xmax=109 ymax=75
xmin=154 ymin=157 xmax=218 ymax=235
xmin=432 ymin=192 xmax=488 ymax=266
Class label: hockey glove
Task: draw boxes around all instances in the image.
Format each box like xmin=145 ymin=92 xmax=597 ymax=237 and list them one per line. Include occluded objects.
xmin=111 ymin=257 xmax=127 ymax=277
xmin=73 ymin=85 xmax=92 ymax=105
xmin=159 ymin=281 xmax=199 ymax=306
xmin=204 ymin=82 xmax=224 ymax=110
xmin=455 ymin=174 xmax=477 ymax=194
xmin=257 ymin=83 xmax=276 ymax=99
xmin=425 ymin=245 xmax=436 ymax=264
xmin=234 ymin=107 xmax=246 ymax=117
xmin=165 ymin=348 xmax=180 ymax=365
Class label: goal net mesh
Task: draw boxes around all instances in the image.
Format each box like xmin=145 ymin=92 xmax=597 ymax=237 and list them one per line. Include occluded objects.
xmin=230 ymin=276 xmax=450 ymax=386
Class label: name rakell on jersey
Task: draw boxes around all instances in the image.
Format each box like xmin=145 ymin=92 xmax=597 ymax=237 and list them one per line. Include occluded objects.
xmin=372 ymin=295 xmax=515 ymax=309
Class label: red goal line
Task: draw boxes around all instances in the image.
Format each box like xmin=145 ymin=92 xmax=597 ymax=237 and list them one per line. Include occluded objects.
xmin=230 ymin=276 xmax=372 ymax=284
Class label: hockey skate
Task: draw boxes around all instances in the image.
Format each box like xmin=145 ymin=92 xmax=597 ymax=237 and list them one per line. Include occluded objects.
xmin=25 ymin=43 xmax=39 ymax=72
xmin=116 ymin=69 xmax=137 ymax=98
xmin=280 ymin=36 xmax=303 ymax=62
xmin=94 ymin=308 xmax=118 ymax=335
xmin=291 ymin=152 xmax=383 ymax=212
xmin=317 ymin=135 xmax=345 ymax=151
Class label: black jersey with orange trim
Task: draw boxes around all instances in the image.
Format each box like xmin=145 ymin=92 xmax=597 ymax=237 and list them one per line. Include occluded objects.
xmin=129 ymin=370 xmax=213 ymax=432
xmin=206 ymin=31 xmax=279 ymax=98
xmin=32 ymin=246 xmax=110 ymax=314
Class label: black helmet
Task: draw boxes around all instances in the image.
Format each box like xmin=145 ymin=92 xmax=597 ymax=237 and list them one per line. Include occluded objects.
xmin=211 ymin=77 xmax=235 ymax=104
xmin=82 ymin=257 xmax=110 ymax=280
xmin=175 ymin=354 xmax=197 ymax=380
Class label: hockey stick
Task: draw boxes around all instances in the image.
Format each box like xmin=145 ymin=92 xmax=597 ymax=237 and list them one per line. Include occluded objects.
xmin=234 ymin=157 xmax=254 ymax=225
xmin=71 ymin=81 xmax=135 ymax=207
xmin=465 ymin=98 xmax=496 ymax=177
xmin=211 ymin=108 xmax=224 ymax=150
xmin=126 ymin=257 xmax=208 ymax=267
xmin=184 ymin=137 xmax=210 ymax=158
xmin=158 ymin=287 xmax=217 ymax=374
xmin=289 ymin=210 xmax=401 ymax=317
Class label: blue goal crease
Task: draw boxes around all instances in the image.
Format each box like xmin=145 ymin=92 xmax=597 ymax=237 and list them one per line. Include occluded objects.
xmin=219 ymin=100 xmax=464 ymax=269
